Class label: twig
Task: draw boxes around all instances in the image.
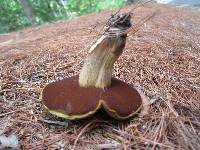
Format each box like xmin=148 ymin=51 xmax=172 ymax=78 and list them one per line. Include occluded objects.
xmin=39 ymin=119 xmax=69 ymax=127
xmin=97 ymin=143 xmax=121 ymax=149
xmin=72 ymin=120 xmax=97 ymax=150
xmin=0 ymin=111 xmax=16 ymax=117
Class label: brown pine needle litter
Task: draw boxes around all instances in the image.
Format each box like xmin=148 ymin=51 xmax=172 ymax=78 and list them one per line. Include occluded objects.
xmin=0 ymin=3 xmax=200 ymax=150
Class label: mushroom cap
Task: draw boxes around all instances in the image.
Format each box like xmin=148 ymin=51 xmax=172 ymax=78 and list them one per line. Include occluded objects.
xmin=42 ymin=75 xmax=142 ymax=120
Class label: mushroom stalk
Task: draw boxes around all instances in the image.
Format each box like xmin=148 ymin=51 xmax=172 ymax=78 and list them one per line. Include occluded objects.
xmin=79 ymin=13 xmax=132 ymax=89
xmin=79 ymin=33 xmax=127 ymax=89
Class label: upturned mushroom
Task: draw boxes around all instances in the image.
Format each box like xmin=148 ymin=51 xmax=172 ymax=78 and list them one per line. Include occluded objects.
xmin=42 ymin=13 xmax=145 ymax=120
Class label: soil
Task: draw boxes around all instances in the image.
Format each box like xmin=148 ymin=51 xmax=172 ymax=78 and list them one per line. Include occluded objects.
xmin=0 ymin=3 xmax=200 ymax=150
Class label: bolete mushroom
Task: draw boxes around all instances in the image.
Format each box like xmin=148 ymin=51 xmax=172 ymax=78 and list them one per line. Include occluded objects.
xmin=42 ymin=13 xmax=144 ymax=120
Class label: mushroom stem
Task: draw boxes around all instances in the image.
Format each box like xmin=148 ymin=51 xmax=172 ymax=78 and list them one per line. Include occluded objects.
xmin=79 ymin=13 xmax=132 ymax=89
xmin=79 ymin=34 xmax=127 ymax=89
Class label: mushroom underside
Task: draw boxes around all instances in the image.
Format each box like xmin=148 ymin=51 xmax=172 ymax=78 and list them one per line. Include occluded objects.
xmin=42 ymin=75 xmax=143 ymax=120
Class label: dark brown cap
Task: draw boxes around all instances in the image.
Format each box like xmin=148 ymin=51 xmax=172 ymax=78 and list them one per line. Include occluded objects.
xmin=42 ymin=75 xmax=142 ymax=120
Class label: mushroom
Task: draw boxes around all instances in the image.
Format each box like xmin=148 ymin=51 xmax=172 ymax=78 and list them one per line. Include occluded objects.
xmin=42 ymin=13 xmax=145 ymax=120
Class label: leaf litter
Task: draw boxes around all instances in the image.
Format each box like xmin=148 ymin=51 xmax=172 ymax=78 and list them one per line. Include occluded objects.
xmin=0 ymin=2 xmax=200 ymax=150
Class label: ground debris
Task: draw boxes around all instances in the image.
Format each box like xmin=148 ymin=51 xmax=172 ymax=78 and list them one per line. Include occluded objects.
xmin=0 ymin=3 xmax=200 ymax=150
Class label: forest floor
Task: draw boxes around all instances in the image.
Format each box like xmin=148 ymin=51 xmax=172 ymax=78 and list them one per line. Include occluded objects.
xmin=0 ymin=3 xmax=200 ymax=150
